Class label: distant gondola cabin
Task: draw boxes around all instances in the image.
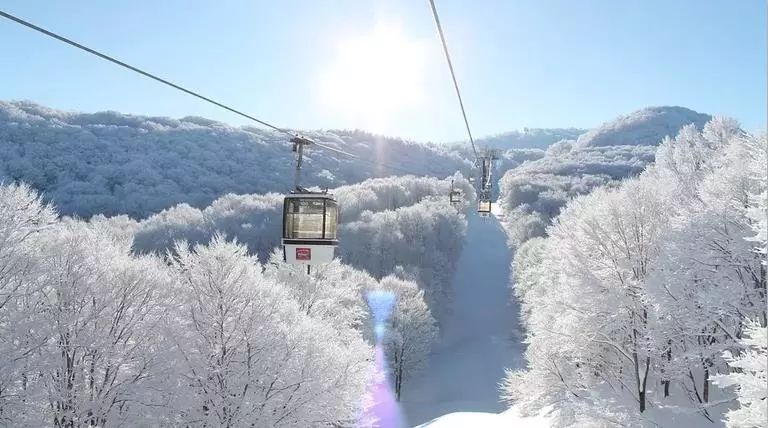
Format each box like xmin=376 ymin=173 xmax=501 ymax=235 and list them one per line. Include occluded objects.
xmin=450 ymin=190 xmax=462 ymax=204
xmin=477 ymin=199 xmax=491 ymax=216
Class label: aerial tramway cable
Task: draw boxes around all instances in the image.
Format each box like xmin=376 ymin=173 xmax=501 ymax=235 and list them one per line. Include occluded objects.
xmin=427 ymin=0 xmax=478 ymax=160
xmin=0 ymin=10 xmax=290 ymax=135
xmin=427 ymin=0 xmax=498 ymax=214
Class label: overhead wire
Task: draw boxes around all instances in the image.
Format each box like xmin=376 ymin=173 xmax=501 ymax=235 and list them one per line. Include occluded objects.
xmin=0 ymin=10 xmax=291 ymax=135
xmin=427 ymin=0 xmax=478 ymax=159
xmin=312 ymin=141 xmax=424 ymax=175
xmin=0 ymin=9 xmax=425 ymax=177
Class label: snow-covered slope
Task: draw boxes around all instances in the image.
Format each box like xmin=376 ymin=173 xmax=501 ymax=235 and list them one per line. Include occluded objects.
xmin=400 ymin=211 xmax=524 ymax=426
xmin=575 ymin=106 xmax=710 ymax=148
xmin=416 ymin=407 xmax=552 ymax=428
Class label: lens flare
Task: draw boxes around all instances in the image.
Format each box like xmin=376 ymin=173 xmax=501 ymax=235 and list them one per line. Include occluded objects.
xmin=360 ymin=290 xmax=406 ymax=427
xmin=364 ymin=344 xmax=406 ymax=427
xmin=372 ymin=323 xmax=385 ymax=342
xmin=366 ymin=290 xmax=396 ymax=330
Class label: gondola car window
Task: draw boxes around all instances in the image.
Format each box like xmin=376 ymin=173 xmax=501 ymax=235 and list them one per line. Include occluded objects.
xmin=284 ymin=198 xmax=325 ymax=239
xmin=324 ymin=199 xmax=338 ymax=239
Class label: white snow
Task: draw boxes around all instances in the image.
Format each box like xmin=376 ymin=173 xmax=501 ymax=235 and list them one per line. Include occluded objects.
xmin=400 ymin=210 xmax=526 ymax=426
xmin=416 ymin=407 xmax=552 ymax=428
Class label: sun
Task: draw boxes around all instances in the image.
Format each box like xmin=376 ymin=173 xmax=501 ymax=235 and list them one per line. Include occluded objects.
xmin=317 ymin=23 xmax=430 ymax=133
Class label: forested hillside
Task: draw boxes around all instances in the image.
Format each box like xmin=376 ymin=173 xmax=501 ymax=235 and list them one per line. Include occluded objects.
xmin=0 ymin=101 xmax=471 ymax=218
xmin=0 ymin=101 xmax=703 ymax=228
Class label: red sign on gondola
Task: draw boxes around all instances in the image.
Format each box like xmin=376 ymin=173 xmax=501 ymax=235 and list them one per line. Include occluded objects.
xmin=296 ymin=248 xmax=311 ymax=261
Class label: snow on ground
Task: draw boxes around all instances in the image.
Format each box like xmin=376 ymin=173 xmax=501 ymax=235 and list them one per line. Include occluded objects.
xmin=416 ymin=406 xmax=553 ymax=428
xmin=400 ymin=210 xmax=526 ymax=426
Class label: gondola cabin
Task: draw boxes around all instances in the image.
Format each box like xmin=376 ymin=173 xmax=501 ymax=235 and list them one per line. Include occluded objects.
xmin=478 ymin=199 xmax=491 ymax=216
xmin=282 ymin=193 xmax=339 ymax=265
xmin=450 ymin=190 xmax=462 ymax=205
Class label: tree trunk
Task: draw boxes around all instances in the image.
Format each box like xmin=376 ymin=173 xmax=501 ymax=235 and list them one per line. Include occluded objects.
xmin=703 ymin=367 xmax=709 ymax=403
xmin=395 ymin=366 xmax=402 ymax=401
xmin=633 ymin=344 xmax=642 ymax=412
xmin=631 ymin=309 xmax=651 ymax=413
xmin=640 ymin=355 xmax=650 ymax=412
xmin=393 ymin=347 xmax=402 ymax=401
xmin=663 ymin=339 xmax=672 ymax=398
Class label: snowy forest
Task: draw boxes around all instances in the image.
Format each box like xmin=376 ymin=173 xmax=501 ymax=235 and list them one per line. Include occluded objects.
xmin=502 ymin=117 xmax=767 ymax=427
xmin=0 ymin=100 xmax=764 ymax=427
xmin=0 ymin=173 xmax=470 ymax=426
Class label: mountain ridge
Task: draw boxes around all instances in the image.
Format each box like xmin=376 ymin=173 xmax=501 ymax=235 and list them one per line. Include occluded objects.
xmin=0 ymin=100 xmax=712 ymax=220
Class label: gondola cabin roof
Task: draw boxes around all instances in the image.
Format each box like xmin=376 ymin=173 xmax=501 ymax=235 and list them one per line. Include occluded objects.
xmin=284 ymin=192 xmax=336 ymax=200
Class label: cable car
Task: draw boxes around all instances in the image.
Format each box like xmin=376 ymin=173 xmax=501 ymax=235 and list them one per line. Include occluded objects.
xmin=478 ymin=198 xmax=491 ymax=216
xmin=282 ymin=192 xmax=339 ymax=265
xmin=450 ymin=189 xmax=462 ymax=205
xmin=449 ymin=179 xmax=463 ymax=206
xmin=477 ymin=156 xmax=493 ymax=216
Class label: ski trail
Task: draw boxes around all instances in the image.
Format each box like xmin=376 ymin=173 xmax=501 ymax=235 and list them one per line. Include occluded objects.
xmin=400 ymin=212 xmax=525 ymax=426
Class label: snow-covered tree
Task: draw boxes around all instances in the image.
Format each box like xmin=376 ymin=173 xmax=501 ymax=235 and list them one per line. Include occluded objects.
xmin=713 ymin=321 xmax=767 ymax=428
xmin=166 ymin=236 xmax=371 ymax=427
xmin=30 ymin=222 xmax=173 ymax=427
xmin=378 ymin=276 xmax=438 ymax=401
xmin=339 ymin=197 xmax=467 ymax=320
xmin=0 ymin=183 xmax=57 ymax=424
xmin=264 ymin=251 xmax=376 ymax=336
xmin=644 ymin=122 xmax=764 ymax=411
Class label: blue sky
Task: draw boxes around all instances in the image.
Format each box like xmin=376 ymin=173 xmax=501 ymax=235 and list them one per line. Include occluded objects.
xmin=0 ymin=1 xmax=764 ymax=142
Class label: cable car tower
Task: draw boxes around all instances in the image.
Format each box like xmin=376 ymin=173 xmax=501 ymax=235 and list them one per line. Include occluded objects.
xmin=282 ymin=136 xmax=339 ymax=266
xmin=476 ymin=149 xmax=498 ymax=217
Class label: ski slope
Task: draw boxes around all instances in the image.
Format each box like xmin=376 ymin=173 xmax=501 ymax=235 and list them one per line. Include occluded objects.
xmin=415 ymin=407 xmax=552 ymax=428
xmin=400 ymin=211 xmax=526 ymax=426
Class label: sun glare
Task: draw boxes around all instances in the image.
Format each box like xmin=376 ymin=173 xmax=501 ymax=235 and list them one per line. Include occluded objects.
xmin=318 ymin=23 xmax=429 ymax=133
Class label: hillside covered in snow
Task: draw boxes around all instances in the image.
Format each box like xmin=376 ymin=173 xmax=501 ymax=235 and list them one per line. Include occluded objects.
xmin=497 ymin=106 xmax=715 ymax=245
xmin=0 ymin=101 xmax=710 ymax=225
xmin=574 ymin=106 xmax=711 ymax=148
xmin=0 ymin=101 xmax=471 ymax=218
xmin=473 ymin=128 xmax=585 ymax=150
